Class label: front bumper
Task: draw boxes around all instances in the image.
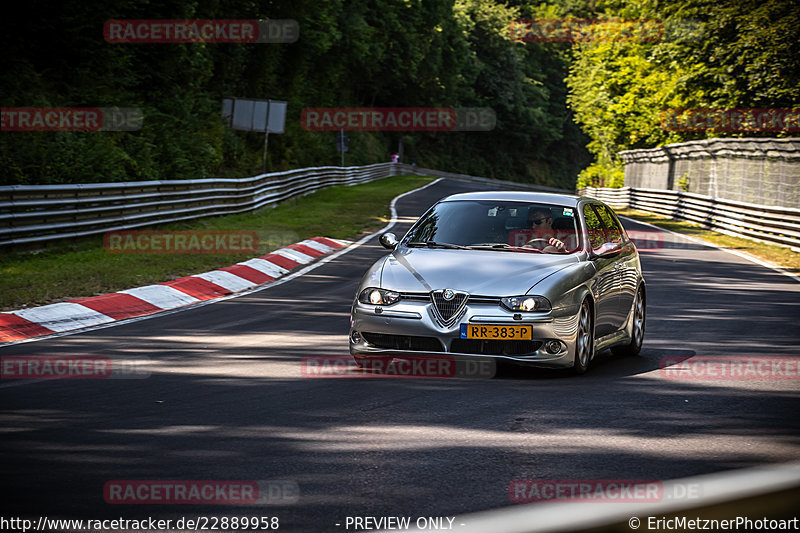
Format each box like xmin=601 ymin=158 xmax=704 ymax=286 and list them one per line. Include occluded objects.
xmin=349 ymin=297 xmax=581 ymax=369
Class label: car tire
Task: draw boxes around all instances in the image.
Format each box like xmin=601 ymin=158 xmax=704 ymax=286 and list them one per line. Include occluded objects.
xmin=573 ymin=300 xmax=593 ymax=375
xmin=612 ymin=286 xmax=645 ymax=357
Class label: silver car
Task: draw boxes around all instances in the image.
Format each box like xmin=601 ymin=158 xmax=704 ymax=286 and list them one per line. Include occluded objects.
xmin=349 ymin=191 xmax=646 ymax=374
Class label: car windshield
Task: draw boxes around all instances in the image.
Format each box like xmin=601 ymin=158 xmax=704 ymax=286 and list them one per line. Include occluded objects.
xmin=404 ymin=200 xmax=580 ymax=253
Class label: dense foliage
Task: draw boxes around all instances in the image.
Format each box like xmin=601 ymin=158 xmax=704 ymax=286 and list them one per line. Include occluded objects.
xmin=3 ymin=0 xmax=796 ymax=189
xmin=0 ymin=0 xmax=589 ymax=189
xmin=565 ymin=0 xmax=799 ymax=187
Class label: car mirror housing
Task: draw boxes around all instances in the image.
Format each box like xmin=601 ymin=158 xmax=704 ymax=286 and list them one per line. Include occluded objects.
xmin=379 ymin=232 xmax=398 ymax=249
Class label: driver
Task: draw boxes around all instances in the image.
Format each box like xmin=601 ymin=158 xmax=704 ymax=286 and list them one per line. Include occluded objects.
xmin=525 ymin=207 xmax=565 ymax=251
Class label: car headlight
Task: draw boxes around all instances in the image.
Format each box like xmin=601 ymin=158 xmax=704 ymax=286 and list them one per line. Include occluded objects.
xmin=500 ymin=295 xmax=551 ymax=312
xmin=359 ymin=288 xmax=401 ymax=306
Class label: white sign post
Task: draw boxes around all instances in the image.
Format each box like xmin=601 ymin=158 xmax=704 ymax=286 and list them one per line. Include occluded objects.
xmin=222 ymin=98 xmax=287 ymax=172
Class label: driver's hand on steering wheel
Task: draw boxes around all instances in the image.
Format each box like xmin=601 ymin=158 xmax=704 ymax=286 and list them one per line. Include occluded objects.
xmin=547 ymin=237 xmax=565 ymax=250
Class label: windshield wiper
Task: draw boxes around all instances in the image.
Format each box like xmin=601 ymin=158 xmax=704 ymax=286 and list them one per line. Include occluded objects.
xmin=466 ymin=244 xmax=543 ymax=253
xmin=406 ymin=241 xmax=467 ymax=249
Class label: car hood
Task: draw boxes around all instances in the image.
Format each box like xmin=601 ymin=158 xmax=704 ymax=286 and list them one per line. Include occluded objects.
xmin=380 ymin=248 xmax=578 ymax=295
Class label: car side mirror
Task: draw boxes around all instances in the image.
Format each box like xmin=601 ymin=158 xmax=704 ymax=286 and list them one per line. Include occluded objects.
xmin=590 ymin=242 xmax=621 ymax=259
xmin=379 ymin=232 xmax=398 ymax=249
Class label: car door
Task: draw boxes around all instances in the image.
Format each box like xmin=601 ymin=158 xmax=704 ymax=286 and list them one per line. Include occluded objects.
xmin=596 ymin=205 xmax=639 ymax=323
xmin=582 ymin=203 xmax=619 ymax=338
xmin=595 ymin=204 xmax=637 ymax=330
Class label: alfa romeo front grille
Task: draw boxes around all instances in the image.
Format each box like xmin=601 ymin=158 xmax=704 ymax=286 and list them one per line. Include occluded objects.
xmin=430 ymin=290 xmax=469 ymax=326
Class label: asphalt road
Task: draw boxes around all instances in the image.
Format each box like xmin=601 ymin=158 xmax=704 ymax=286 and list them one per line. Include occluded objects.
xmin=1 ymin=178 xmax=799 ymax=532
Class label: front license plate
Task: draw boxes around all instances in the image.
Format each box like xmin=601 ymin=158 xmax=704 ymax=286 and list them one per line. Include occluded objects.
xmin=460 ymin=324 xmax=532 ymax=340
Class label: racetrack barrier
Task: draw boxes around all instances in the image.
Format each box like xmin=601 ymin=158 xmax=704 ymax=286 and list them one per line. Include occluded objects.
xmin=378 ymin=461 xmax=800 ymax=533
xmin=0 ymin=163 xmax=568 ymax=250
xmin=0 ymin=164 xmax=397 ymax=249
xmin=578 ymin=185 xmax=800 ymax=249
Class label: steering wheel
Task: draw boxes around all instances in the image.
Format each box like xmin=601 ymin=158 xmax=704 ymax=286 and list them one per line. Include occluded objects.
xmin=525 ymin=237 xmax=568 ymax=252
xmin=524 ymin=238 xmax=550 ymax=247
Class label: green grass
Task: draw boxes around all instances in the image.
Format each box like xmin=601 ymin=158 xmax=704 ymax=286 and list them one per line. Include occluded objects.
xmin=616 ymin=208 xmax=800 ymax=275
xmin=0 ymin=175 xmax=432 ymax=312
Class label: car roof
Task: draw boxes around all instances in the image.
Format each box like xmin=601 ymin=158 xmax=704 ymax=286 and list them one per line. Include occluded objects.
xmin=439 ymin=190 xmax=587 ymax=207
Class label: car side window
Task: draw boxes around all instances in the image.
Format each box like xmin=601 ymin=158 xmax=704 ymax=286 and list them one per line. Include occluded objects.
xmin=595 ymin=205 xmax=623 ymax=244
xmin=582 ymin=204 xmax=606 ymax=251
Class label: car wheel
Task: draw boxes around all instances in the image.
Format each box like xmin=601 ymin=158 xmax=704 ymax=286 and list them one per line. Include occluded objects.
xmin=612 ymin=286 xmax=645 ymax=357
xmin=573 ymin=300 xmax=593 ymax=375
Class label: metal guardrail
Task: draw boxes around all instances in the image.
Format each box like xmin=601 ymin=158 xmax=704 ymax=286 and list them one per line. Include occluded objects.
xmin=381 ymin=461 xmax=800 ymax=533
xmin=0 ymin=163 xmax=571 ymax=249
xmin=0 ymin=163 xmax=398 ymax=248
xmin=11 ymin=160 xmax=791 ymax=251
xmin=579 ymin=186 xmax=800 ymax=249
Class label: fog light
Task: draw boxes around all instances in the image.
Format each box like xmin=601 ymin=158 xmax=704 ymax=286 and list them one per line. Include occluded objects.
xmin=351 ymin=331 xmax=362 ymax=344
xmin=545 ymin=340 xmax=562 ymax=354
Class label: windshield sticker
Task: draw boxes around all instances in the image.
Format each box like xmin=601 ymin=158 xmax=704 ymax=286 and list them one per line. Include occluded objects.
xmin=563 ymin=208 xmax=574 ymax=217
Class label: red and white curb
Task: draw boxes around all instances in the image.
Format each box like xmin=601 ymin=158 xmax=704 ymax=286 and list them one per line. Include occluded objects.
xmin=0 ymin=237 xmax=350 ymax=344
